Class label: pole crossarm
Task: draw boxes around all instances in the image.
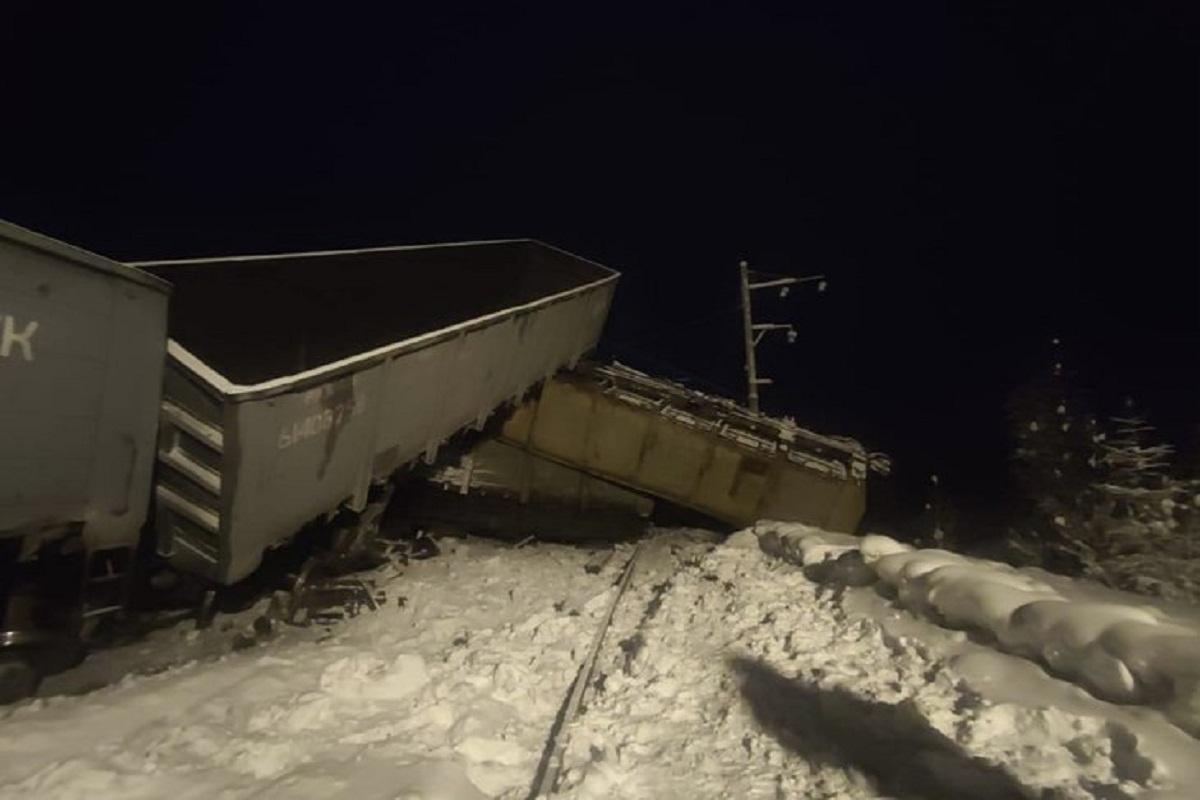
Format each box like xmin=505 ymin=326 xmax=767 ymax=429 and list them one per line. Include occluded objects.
xmin=739 ymin=260 xmax=826 ymax=412
xmin=747 ymin=274 xmax=826 ymax=290
xmin=747 ymin=276 xmax=798 ymax=290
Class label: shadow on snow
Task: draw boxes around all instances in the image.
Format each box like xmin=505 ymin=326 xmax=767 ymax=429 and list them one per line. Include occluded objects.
xmin=727 ymin=656 xmax=1038 ymax=800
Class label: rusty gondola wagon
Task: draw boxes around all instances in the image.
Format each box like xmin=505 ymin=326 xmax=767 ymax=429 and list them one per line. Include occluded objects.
xmin=407 ymin=361 xmax=891 ymax=539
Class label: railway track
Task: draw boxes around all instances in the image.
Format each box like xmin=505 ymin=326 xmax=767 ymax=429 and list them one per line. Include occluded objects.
xmin=526 ymin=530 xmax=720 ymax=798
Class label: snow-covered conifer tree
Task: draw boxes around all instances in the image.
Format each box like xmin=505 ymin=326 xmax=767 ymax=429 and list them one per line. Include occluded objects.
xmin=1007 ymin=338 xmax=1102 ymax=551
xmin=1091 ymin=405 xmax=1181 ymax=554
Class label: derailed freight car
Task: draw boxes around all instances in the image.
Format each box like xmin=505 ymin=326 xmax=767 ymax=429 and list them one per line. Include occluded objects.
xmin=2 ymin=227 xmax=617 ymax=699
xmin=497 ymin=362 xmax=890 ymax=532
xmin=134 ymin=240 xmax=618 ymax=585
xmin=1 ymin=221 xmax=169 ymax=695
xmin=405 ymin=437 xmax=656 ymax=542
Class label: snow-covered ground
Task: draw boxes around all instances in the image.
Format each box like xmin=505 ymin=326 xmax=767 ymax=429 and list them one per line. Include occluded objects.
xmin=553 ymin=529 xmax=1200 ymax=799
xmin=2 ymin=528 xmax=1199 ymax=799
xmin=1 ymin=538 xmax=623 ymax=799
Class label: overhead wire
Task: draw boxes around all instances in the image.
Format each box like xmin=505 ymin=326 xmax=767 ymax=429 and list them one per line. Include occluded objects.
xmin=599 ymin=302 xmax=747 ymax=399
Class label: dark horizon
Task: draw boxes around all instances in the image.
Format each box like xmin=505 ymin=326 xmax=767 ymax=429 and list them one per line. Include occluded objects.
xmin=2 ymin=4 xmax=1196 ymax=533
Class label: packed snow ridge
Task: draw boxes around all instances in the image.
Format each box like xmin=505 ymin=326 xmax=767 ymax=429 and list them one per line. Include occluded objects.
xmin=756 ymin=522 xmax=1200 ymax=738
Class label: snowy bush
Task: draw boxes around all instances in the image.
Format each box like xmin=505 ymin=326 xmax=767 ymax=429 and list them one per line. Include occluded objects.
xmin=1091 ymin=415 xmax=1182 ymax=549
xmin=1007 ymin=341 xmax=1199 ymax=602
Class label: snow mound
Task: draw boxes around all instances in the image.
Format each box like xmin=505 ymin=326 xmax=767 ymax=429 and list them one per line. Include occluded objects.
xmin=875 ymin=548 xmax=967 ymax=585
xmin=751 ymin=525 xmax=1200 ymax=738
xmin=753 ymin=521 xmax=859 ymax=566
xmin=923 ymin=566 xmax=1063 ymax=633
xmin=878 ymin=555 xmax=1200 ymax=731
xmin=859 ymin=533 xmax=913 ymax=563
xmin=555 ymin=530 xmax=1190 ymax=800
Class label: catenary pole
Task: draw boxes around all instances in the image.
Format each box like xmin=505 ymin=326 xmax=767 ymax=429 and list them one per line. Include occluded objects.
xmin=739 ymin=260 xmax=760 ymax=412
xmin=739 ymin=259 xmax=826 ymax=413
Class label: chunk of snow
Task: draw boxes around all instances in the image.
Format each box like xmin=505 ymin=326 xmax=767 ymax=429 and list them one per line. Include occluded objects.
xmin=319 ymin=652 xmax=430 ymax=701
xmin=859 ymin=534 xmax=911 ymax=563
xmin=455 ymin=735 xmax=526 ymax=766
xmin=874 ymin=549 xmax=966 ymax=587
xmin=753 ymin=523 xmax=858 ymax=566
xmin=800 ymin=542 xmax=856 ymax=566
xmin=923 ymin=567 xmax=1061 ymax=633
xmin=724 ymin=529 xmax=758 ymax=549
xmin=1003 ymin=602 xmax=1159 ymax=665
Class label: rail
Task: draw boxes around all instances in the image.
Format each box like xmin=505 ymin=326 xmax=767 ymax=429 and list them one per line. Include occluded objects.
xmin=527 ymin=542 xmax=645 ymax=798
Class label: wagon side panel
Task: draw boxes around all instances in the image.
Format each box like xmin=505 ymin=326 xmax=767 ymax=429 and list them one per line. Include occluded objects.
xmin=219 ymin=284 xmax=613 ymax=584
xmin=757 ymin=467 xmax=866 ymax=533
xmin=226 ymin=367 xmax=382 ymax=583
xmin=372 ymin=335 xmax=479 ymax=474
xmin=0 ymin=234 xmax=167 ymax=550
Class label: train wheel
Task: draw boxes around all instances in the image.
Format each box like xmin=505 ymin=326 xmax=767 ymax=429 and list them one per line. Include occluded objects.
xmin=0 ymin=654 xmax=41 ymax=705
xmin=195 ymin=588 xmax=219 ymax=630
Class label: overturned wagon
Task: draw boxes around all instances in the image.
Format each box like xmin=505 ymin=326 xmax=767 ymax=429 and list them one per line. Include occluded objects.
xmin=135 ymin=240 xmax=617 ymax=584
xmin=498 ymin=362 xmax=888 ymax=532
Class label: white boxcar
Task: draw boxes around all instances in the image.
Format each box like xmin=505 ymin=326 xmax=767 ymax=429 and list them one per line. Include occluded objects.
xmin=1 ymin=219 xmax=168 ymax=651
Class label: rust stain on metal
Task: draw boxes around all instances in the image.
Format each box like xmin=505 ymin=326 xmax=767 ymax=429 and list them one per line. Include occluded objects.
xmin=114 ymin=434 xmax=137 ymax=515
xmin=317 ymin=378 xmax=357 ymax=481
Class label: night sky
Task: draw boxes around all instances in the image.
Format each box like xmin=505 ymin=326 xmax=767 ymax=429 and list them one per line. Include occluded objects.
xmin=3 ymin=4 xmax=1196 ymax=532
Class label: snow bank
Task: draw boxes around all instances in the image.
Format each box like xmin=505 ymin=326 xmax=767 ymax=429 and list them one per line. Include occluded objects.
xmin=859 ymin=532 xmax=913 ymax=562
xmin=0 ymin=538 xmax=631 ymax=799
xmin=755 ymin=521 xmax=859 ymax=566
xmin=555 ymin=529 xmax=1191 ymax=799
xmin=751 ymin=523 xmax=1200 ymax=738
